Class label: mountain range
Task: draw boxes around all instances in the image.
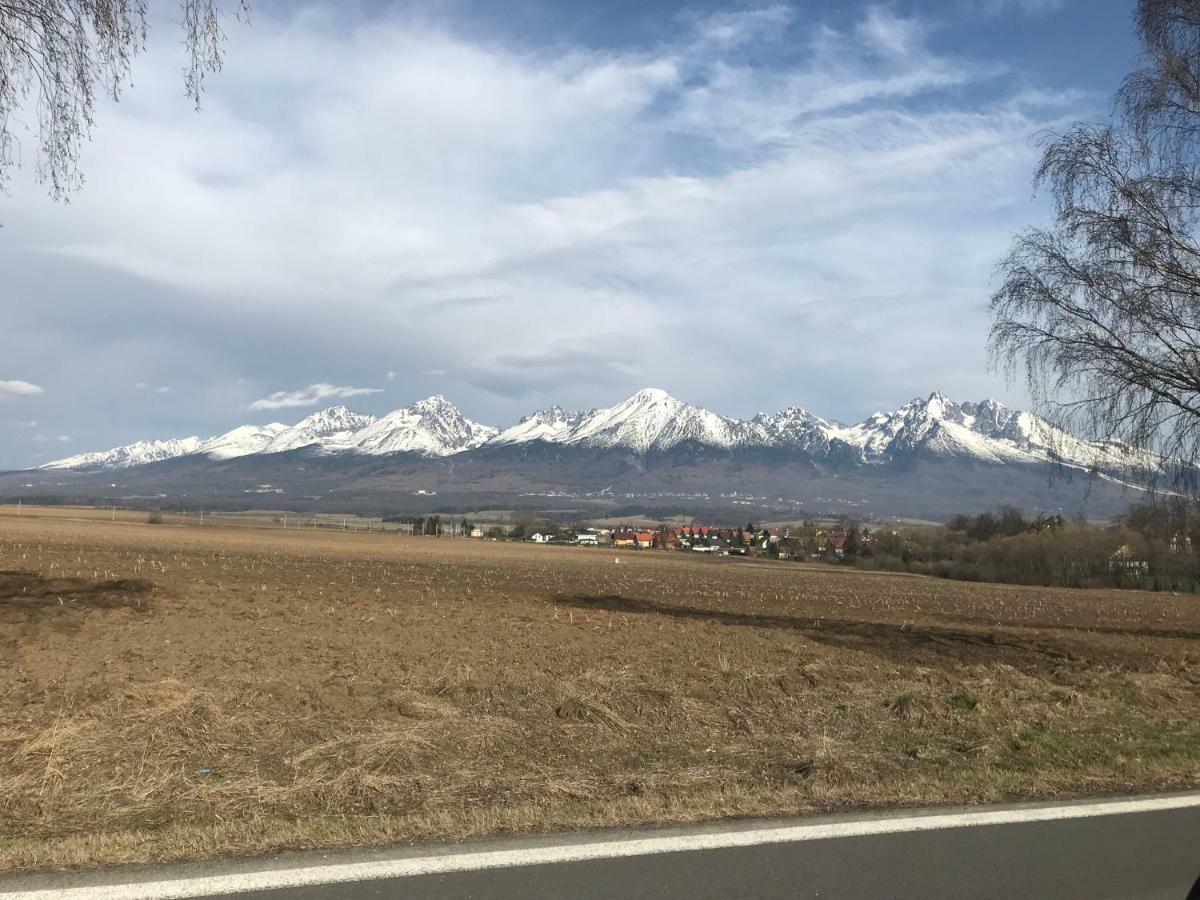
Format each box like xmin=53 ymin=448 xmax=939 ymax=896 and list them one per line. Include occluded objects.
xmin=42 ymin=388 xmax=1149 ymax=477
xmin=9 ymin=388 xmax=1158 ymax=521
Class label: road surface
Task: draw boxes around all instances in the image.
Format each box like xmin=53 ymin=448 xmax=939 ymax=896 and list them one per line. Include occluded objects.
xmin=2 ymin=792 xmax=1199 ymax=899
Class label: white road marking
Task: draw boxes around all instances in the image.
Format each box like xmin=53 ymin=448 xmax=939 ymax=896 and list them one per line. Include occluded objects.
xmin=7 ymin=792 xmax=1200 ymax=899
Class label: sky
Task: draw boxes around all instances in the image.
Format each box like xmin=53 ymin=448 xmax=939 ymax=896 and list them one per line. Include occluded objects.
xmin=0 ymin=0 xmax=1141 ymax=468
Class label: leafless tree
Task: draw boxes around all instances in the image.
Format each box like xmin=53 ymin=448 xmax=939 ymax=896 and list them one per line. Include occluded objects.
xmin=991 ymin=0 xmax=1200 ymax=489
xmin=0 ymin=1 xmax=247 ymax=201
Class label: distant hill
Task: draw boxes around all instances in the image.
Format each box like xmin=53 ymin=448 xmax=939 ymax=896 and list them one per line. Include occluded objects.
xmin=7 ymin=388 xmax=1161 ymax=521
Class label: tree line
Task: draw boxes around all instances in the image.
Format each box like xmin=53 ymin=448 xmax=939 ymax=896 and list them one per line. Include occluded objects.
xmin=833 ymin=501 xmax=1200 ymax=592
xmin=381 ymin=515 xmax=474 ymax=536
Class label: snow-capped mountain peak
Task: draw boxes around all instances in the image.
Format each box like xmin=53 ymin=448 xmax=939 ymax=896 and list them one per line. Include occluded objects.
xmin=491 ymin=406 xmax=589 ymax=446
xmin=39 ymin=387 xmax=1162 ymax=482
xmin=262 ymin=405 xmax=377 ymax=454
xmin=198 ymin=423 xmax=289 ymax=460
xmin=564 ymin=388 xmax=744 ymax=452
xmin=41 ymin=436 xmax=204 ymax=470
xmin=749 ymin=406 xmax=842 ymax=454
xmin=752 ymin=405 xmax=839 ymax=434
xmin=308 ymin=404 xmax=373 ymax=426
xmin=834 ymin=391 xmax=969 ymax=459
xmin=348 ymin=396 xmax=498 ymax=457
xmin=408 ymin=394 xmax=455 ymax=414
xmin=921 ymin=390 xmax=954 ymax=418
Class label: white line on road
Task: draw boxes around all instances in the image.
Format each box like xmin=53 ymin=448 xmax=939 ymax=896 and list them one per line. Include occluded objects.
xmin=7 ymin=792 xmax=1200 ymax=899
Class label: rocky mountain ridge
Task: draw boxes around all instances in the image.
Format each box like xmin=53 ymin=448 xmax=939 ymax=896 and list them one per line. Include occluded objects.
xmin=42 ymin=387 xmax=1153 ymax=483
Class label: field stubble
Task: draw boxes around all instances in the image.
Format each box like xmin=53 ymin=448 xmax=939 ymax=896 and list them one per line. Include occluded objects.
xmin=0 ymin=508 xmax=1198 ymax=872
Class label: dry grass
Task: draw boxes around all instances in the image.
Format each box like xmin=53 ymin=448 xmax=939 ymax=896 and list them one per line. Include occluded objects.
xmin=1 ymin=507 xmax=1199 ymax=874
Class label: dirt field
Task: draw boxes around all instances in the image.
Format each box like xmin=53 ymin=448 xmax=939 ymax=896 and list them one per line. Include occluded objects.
xmin=1 ymin=506 xmax=1199 ymax=873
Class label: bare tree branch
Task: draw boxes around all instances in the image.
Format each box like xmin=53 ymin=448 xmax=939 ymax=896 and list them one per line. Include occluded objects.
xmin=0 ymin=1 xmax=246 ymax=203
xmin=991 ymin=0 xmax=1200 ymax=493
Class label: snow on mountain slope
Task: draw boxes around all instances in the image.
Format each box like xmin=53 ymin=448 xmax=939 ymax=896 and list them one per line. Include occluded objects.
xmin=749 ymin=406 xmax=843 ymax=454
xmin=41 ymin=399 xmax=490 ymax=469
xmin=490 ymin=406 xmax=589 ymax=445
xmin=490 ymin=392 xmax=843 ymax=455
xmin=564 ymin=388 xmax=746 ymax=451
xmin=349 ymin=395 xmax=498 ymax=456
xmin=262 ymin=405 xmax=377 ymax=454
xmin=39 ymin=388 xmax=1164 ymax=478
xmin=973 ymin=404 xmax=1159 ymax=474
xmin=197 ymin=423 xmax=289 ymax=460
xmin=41 ymin=436 xmax=204 ymax=470
xmin=829 ymin=392 xmax=1159 ymax=475
xmin=485 ymin=389 xmax=745 ymax=452
xmin=834 ymin=392 xmax=963 ymax=460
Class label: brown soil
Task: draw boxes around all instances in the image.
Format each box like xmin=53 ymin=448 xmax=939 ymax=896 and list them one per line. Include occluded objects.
xmin=1 ymin=506 xmax=1198 ymax=874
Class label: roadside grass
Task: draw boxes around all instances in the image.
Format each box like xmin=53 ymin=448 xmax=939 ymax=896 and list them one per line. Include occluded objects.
xmin=1 ymin=513 xmax=1198 ymax=873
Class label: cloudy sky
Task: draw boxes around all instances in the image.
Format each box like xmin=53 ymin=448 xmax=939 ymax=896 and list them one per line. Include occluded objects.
xmin=1 ymin=0 xmax=1138 ymax=467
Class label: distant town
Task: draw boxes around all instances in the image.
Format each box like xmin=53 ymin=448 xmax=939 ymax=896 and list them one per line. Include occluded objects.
xmin=395 ymin=514 xmax=872 ymax=561
xmin=382 ymin=505 xmax=1200 ymax=594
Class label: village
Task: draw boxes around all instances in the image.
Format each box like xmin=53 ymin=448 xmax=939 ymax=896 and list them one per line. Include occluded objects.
xmin=342 ymin=506 xmax=1200 ymax=590
xmin=518 ymin=523 xmax=874 ymax=561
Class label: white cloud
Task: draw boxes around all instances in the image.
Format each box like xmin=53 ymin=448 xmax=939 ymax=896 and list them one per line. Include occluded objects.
xmin=973 ymin=0 xmax=1063 ymax=14
xmin=156 ymin=385 xmax=171 ymax=394
xmin=249 ymin=383 xmax=383 ymax=410
xmin=56 ymin=435 xmax=72 ymax=443
xmin=14 ymin=5 xmax=998 ymax=305
xmin=0 ymin=1 xmax=1080 ymax=456
xmin=685 ymin=5 xmax=795 ymax=48
xmin=856 ymin=6 xmax=928 ymax=58
xmin=0 ymin=380 xmax=43 ymax=398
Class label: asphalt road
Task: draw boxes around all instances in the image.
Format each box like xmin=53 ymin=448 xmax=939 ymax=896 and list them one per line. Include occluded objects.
xmin=3 ymin=792 xmax=1199 ymax=899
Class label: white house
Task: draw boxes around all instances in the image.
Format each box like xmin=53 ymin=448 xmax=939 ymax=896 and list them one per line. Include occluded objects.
xmin=530 ymin=532 xmax=552 ymax=543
